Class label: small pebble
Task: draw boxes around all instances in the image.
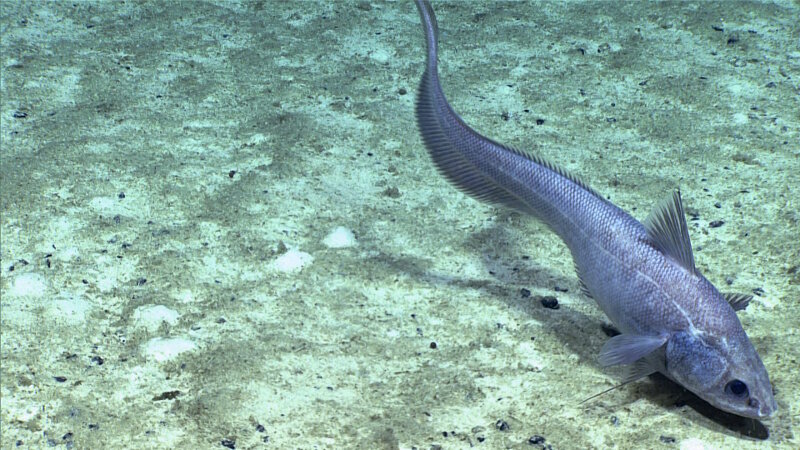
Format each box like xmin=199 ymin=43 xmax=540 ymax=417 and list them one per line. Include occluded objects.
xmin=528 ymin=435 xmax=545 ymax=444
xmin=539 ymin=296 xmax=559 ymax=309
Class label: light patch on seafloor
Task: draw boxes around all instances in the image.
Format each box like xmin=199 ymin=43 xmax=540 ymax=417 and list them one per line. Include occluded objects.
xmin=47 ymin=294 xmax=93 ymax=326
xmin=323 ymin=226 xmax=357 ymax=249
xmin=9 ymin=273 xmax=47 ymax=298
xmin=133 ymin=305 xmax=180 ymax=332
xmin=732 ymin=112 xmax=749 ymax=125
xmin=679 ymin=438 xmax=708 ymax=450
xmin=175 ymin=289 xmax=195 ymax=303
xmin=88 ymin=193 xmax=150 ymax=219
xmin=144 ymin=337 xmax=196 ymax=363
xmin=367 ymin=47 xmax=392 ymax=64
xmin=516 ymin=340 xmax=545 ymax=372
xmin=273 ymin=249 xmax=313 ymax=273
xmin=246 ymin=133 xmax=268 ymax=146
xmin=57 ymin=246 xmax=80 ymax=261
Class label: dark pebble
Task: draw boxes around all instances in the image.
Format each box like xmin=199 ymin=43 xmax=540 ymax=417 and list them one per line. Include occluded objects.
xmin=660 ymin=435 xmax=676 ymax=443
xmin=429 ymin=341 xmax=437 ymax=349
xmin=91 ymin=356 xmax=104 ymax=365
xmin=495 ymin=419 xmax=509 ymax=431
xmin=528 ymin=435 xmax=545 ymax=444
xmin=520 ymin=288 xmax=531 ymax=298
xmin=54 ymin=376 xmax=67 ymax=382
xmin=539 ymin=296 xmax=559 ymax=310
xmin=709 ymin=220 xmax=724 ymax=228
xmin=221 ymin=438 xmax=236 ymax=449
xmin=152 ymin=390 xmax=181 ymax=401
xmin=382 ymin=186 xmax=401 ymax=198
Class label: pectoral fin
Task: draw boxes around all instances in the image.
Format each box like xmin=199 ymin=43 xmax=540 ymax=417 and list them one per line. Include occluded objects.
xmin=598 ymin=333 xmax=669 ymax=367
xmin=622 ymin=358 xmax=658 ymax=383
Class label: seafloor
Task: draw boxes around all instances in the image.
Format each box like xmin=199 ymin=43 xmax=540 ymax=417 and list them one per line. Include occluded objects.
xmin=1 ymin=1 xmax=798 ymax=449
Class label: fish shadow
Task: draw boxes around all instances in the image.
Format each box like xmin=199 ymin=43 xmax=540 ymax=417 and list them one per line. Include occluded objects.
xmin=641 ymin=373 xmax=770 ymax=439
xmin=374 ymin=212 xmax=771 ymax=437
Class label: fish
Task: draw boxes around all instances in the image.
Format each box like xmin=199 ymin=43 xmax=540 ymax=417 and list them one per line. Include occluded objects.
xmin=413 ymin=0 xmax=776 ymax=420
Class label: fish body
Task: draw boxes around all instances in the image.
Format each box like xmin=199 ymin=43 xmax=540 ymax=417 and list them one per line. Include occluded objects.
xmin=413 ymin=0 xmax=776 ymax=419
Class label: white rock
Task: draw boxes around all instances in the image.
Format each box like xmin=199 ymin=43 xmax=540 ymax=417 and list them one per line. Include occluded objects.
xmin=680 ymin=438 xmax=707 ymax=450
xmin=133 ymin=305 xmax=180 ymax=332
xmin=323 ymin=226 xmax=357 ymax=248
xmin=144 ymin=337 xmax=196 ymax=363
xmin=273 ymin=249 xmax=313 ymax=273
xmin=10 ymin=273 xmax=47 ymax=297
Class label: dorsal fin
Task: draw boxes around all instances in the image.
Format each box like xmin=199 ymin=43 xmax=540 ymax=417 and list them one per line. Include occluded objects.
xmin=644 ymin=190 xmax=696 ymax=273
xmin=724 ymin=292 xmax=752 ymax=312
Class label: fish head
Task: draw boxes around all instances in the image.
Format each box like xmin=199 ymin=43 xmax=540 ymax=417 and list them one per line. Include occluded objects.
xmin=664 ymin=328 xmax=776 ymax=419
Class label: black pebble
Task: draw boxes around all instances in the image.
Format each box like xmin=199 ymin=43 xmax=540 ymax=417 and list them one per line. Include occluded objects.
xmin=660 ymin=435 xmax=676 ymax=443
xmin=520 ymin=288 xmax=531 ymax=298
xmin=221 ymin=438 xmax=236 ymax=449
xmin=539 ymin=296 xmax=559 ymax=310
xmin=54 ymin=376 xmax=67 ymax=382
xmin=429 ymin=341 xmax=437 ymax=349
xmin=709 ymin=220 xmax=724 ymax=228
xmin=495 ymin=419 xmax=509 ymax=431
xmin=528 ymin=435 xmax=545 ymax=444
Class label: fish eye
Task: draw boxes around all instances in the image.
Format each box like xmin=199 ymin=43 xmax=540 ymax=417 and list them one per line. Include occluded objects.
xmin=725 ymin=379 xmax=749 ymax=398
